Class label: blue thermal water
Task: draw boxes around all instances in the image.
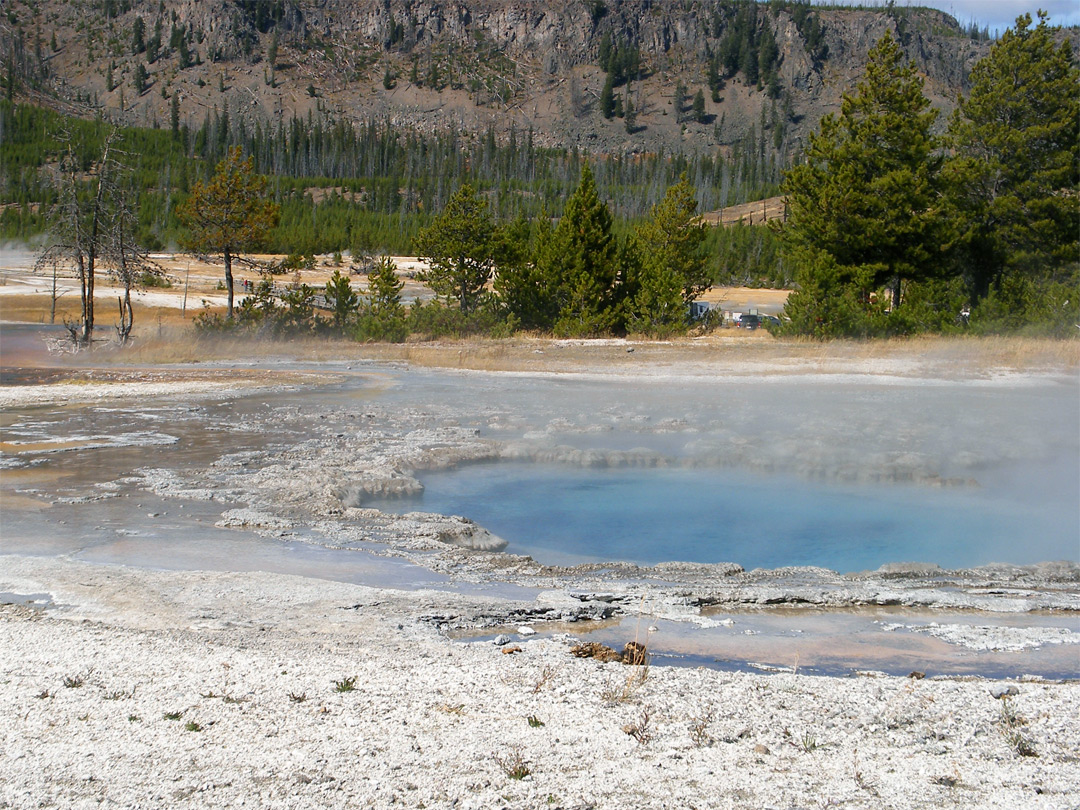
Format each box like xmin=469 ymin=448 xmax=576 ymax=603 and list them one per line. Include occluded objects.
xmin=373 ymin=460 xmax=1079 ymax=572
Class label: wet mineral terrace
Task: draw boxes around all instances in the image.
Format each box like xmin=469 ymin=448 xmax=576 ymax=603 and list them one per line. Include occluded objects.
xmin=2 ymin=342 xmax=1078 ymax=678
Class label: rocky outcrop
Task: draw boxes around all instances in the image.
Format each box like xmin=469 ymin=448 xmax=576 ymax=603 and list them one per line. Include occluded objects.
xmin=19 ymin=0 xmax=1056 ymax=155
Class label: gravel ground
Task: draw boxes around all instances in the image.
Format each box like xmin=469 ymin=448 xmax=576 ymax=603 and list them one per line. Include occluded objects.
xmin=2 ymin=556 xmax=1078 ymax=810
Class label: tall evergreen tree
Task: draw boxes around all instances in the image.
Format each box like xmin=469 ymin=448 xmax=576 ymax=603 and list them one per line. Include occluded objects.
xmin=542 ymin=164 xmax=618 ymax=336
xmin=413 ymin=183 xmax=494 ymax=314
xmin=636 ymin=175 xmax=710 ymax=305
xmin=179 ymin=146 xmax=279 ymax=318
xmin=692 ymin=89 xmax=706 ymax=123
xmin=600 ymin=73 xmax=615 ymax=119
xmin=946 ymin=12 xmax=1079 ymax=303
xmin=367 ymin=255 xmax=405 ymax=322
xmin=493 ymin=214 xmax=557 ymax=330
xmin=324 ymin=268 xmax=359 ymax=330
xmin=780 ymin=30 xmax=947 ymax=331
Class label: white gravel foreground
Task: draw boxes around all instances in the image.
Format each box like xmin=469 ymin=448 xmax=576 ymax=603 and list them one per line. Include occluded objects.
xmin=2 ymin=557 xmax=1078 ymax=810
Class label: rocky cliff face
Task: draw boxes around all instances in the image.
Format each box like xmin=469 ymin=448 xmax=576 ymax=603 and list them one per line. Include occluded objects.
xmin=0 ymin=0 xmax=1042 ymax=156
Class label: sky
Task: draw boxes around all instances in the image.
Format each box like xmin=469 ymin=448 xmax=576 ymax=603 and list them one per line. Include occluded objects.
xmin=817 ymin=1 xmax=1080 ymax=35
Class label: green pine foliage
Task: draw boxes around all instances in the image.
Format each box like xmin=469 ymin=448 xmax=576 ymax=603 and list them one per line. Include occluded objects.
xmin=709 ymin=223 xmax=786 ymax=288
xmin=945 ymin=12 xmax=1079 ymax=334
xmin=367 ymin=255 xmax=405 ymax=322
xmin=354 ymin=255 xmax=408 ymax=342
xmin=635 ymin=175 xmax=710 ymax=307
xmin=412 ymin=183 xmax=494 ymax=315
xmin=1 ymin=96 xmax=782 ymax=256
xmin=779 ymin=14 xmax=1078 ymax=338
xmin=778 ymin=31 xmax=949 ymax=335
xmin=324 ymin=268 xmax=359 ymax=330
xmin=542 ymin=165 xmax=620 ymax=337
xmin=178 ymin=146 xmax=280 ymax=317
xmin=492 ymin=214 xmax=557 ymax=330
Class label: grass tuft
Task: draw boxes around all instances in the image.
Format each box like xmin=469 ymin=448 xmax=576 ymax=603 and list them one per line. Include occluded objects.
xmin=333 ymin=676 xmax=358 ymax=693
xmin=997 ymin=697 xmax=1038 ymax=757
xmin=493 ymin=747 xmax=531 ymax=780
xmin=622 ymin=709 xmax=652 ymax=745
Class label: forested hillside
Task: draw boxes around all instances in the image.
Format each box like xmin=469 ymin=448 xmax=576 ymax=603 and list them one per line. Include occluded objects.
xmin=2 ymin=0 xmax=998 ymax=161
xmin=1 ymin=0 xmax=1011 ymax=273
xmin=1 ymin=2 xmax=1076 ymax=341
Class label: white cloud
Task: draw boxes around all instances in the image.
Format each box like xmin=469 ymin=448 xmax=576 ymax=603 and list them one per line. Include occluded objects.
xmin=814 ymin=2 xmax=1080 ymax=36
xmin=937 ymin=1 xmax=1080 ymax=33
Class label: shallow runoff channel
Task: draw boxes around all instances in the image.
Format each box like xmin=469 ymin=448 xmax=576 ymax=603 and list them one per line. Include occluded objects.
xmin=2 ymin=343 xmax=1078 ymax=679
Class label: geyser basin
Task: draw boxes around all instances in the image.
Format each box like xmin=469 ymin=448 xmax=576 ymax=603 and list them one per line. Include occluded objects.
xmin=373 ymin=460 xmax=1079 ymax=571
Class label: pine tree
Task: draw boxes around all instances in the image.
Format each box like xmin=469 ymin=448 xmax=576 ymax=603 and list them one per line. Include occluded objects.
xmin=368 ymin=255 xmax=405 ymax=321
xmin=598 ymin=32 xmax=613 ymax=71
xmin=267 ymin=31 xmax=278 ymax=69
xmin=131 ymin=16 xmax=145 ymax=55
xmin=946 ymin=12 xmax=1079 ymax=304
xmin=636 ymin=175 xmax=710 ymax=306
xmin=692 ymin=89 xmax=706 ymax=123
xmin=624 ymin=95 xmax=636 ymax=133
xmin=179 ymin=146 xmax=280 ymax=318
xmin=543 ymin=164 xmax=619 ymax=336
xmin=780 ymin=30 xmax=947 ymax=327
xmin=133 ymin=63 xmax=148 ymax=95
xmin=600 ymin=73 xmax=615 ymax=119
xmin=324 ymin=268 xmax=359 ymax=330
xmin=493 ymin=215 xmax=557 ymax=329
xmin=413 ymin=183 xmax=494 ymax=314
xmin=708 ymin=57 xmax=722 ymax=103
xmin=673 ymin=81 xmax=687 ymax=120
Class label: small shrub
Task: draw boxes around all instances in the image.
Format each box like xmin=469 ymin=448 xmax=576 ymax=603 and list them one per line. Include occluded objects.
xmin=163 ymin=710 xmax=184 ymax=720
xmin=493 ymin=747 xmax=531 ymax=780
xmin=62 ymin=675 xmax=84 ymax=689
xmin=622 ymin=709 xmax=652 ymax=745
xmin=531 ymin=666 xmax=556 ymax=694
xmin=600 ymin=667 xmax=648 ymax=705
xmin=527 ymin=715 xmax=545 ymax=728
xmin=184 ymin=720 xmax=203 ymax=732
xmin=689 ymin=711 xmax=714 ymax=748
xmin=333 ymin=676 xmax=357 ymax=693
xmin=997 ymin=697 xmax=1038 ymax=758
xmin=140 ymin=270 xmax=171 ymax=288
xmin=289 ymin=691 xmax=307 ymax=703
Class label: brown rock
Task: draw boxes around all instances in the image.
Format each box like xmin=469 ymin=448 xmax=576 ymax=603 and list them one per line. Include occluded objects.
xmin=570 ymin=642 xmax=622 ymax=662
xmin=621 ymin=641 xmax=649 ymax=666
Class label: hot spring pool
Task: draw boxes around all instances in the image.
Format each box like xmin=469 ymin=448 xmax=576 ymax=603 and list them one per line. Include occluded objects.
xmin=371 ymin=460 xmax=1079 ymax=572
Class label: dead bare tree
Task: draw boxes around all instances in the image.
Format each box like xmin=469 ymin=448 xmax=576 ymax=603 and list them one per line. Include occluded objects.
xmin=35 ymin=124 xmax=159 ymax=347
xmin=35 ymin=126 xmax=123 ymax=347
xmin=104 ymin=183 xmax=161 ymax=345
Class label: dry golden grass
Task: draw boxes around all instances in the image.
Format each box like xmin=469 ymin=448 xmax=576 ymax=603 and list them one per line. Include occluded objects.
xmin=0 ymin=294 xmax=212 ymax=330
xmin=2 ymin=278 xmax=1075 ymax=377
xmin=112 ymin=326 xmax=1080 ymax=378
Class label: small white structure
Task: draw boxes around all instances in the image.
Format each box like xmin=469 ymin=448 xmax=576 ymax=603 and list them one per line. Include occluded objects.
xmin=689 ymin=300 xmax=713 ymax=320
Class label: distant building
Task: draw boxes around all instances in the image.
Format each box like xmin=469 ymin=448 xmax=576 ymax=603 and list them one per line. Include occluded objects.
xmin=689 ymin=300 xmax=712 ymax=320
